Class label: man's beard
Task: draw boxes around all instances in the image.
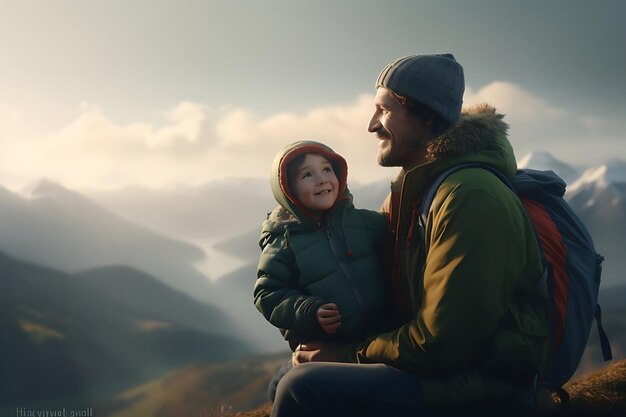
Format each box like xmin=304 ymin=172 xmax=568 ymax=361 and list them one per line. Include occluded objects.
xmin=375 ymin=128 xmax=425 ymax=167
xmin=377 ymin=146 xmax=402 ymax=167
xmin=375 ymin=128 xmax=397 ymax=167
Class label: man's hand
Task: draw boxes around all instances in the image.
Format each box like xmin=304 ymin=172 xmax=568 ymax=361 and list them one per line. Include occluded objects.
xmin=292 ymin=341 xmax=342 ymax=366
xmin=316 ymin=303 xmax=341 ymax=334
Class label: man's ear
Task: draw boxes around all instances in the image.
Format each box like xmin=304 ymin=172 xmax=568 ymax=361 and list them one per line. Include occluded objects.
xmin=420 ymin=115 xmax=436 ymax=138
xmin=425 ymin=116 xmax=435 ymax=131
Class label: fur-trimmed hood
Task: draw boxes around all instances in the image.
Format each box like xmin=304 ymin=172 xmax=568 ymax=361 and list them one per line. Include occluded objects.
xmin=426 ymin=104 xmax=510 ymax=161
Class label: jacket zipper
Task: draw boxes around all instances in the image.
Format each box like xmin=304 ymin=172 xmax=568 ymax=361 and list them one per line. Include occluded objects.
xmin=323 ymin=223 xmax=366 ymax=313
xmin=396 ymin=172 xmax=425 ymax=316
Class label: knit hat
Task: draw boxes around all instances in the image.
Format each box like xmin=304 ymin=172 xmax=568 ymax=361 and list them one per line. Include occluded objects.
xmin=376 ymin=54 xmax=465 ymax=125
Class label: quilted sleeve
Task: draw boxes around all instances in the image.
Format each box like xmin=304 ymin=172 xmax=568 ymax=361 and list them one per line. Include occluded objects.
xmin=254 ymin=231 xmax=327 ymax=345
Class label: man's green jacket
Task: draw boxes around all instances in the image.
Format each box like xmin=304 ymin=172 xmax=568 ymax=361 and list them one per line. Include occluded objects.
xmin=343 ymin=105 xmax=549 ymax=405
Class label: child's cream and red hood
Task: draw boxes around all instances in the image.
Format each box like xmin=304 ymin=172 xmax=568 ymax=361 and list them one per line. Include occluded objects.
xmin=270 ymin=140 xmax=349 ymax=223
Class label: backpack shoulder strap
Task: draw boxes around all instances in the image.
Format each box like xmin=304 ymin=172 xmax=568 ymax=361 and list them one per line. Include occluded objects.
xmin=418 ymin=162 xmax=548 ymax=295
xmin=418 ymin=162 xmax=513 ymax=225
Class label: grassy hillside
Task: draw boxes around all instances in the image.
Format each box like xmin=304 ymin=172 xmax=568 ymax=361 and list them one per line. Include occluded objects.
xmin=0 ymin=252 xmax=249 ymax=410
xmin=75 ymin=265 xmax=240 ymax=338
xmin=99 ymin=353 xmax=289 ymax=417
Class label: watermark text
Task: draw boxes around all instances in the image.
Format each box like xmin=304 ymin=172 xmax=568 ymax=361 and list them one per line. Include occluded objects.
xmin=16 ymin=407 xmax=93 ymax=417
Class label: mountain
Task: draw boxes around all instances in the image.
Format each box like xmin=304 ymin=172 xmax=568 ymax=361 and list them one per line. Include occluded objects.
xmin=0 ymin=251 xmax=249 ymax=409
xmin=0 ymin=180 xmax=296 ymax=352
xmin=518 ymin=151 xmax=582 ymax=185
xmin=84 ymin=178 xmax=279 ymax=293
xmin=565 ymin=160 xmax=626 ymax=288
xmin=74 ymin=265 xmax=240 ymax=338
xmin=567 ymin=160 xmax=626 ymax=206
xmin=0 ymin=180 xmax=221 ymax=304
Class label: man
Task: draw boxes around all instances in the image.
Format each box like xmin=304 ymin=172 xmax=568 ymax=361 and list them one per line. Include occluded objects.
xmin=270 ymin=54 xmax=549 ymax=417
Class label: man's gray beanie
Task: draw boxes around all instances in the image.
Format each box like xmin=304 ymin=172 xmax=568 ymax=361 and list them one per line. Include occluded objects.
xmin=376 ymin=54 xmax=465 ymax=125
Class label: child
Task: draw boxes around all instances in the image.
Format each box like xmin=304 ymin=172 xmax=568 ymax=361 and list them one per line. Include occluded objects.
xmin=254 ymin=140 xmax=387 ymax=353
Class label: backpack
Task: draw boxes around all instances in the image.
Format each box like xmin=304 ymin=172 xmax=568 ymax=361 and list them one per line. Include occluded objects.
xmin=418 ymin=163 xmax=613 ymax=402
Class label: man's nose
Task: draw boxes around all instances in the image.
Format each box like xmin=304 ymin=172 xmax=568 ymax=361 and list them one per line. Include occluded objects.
xmin=368 ymin=113 xmax=381 ymax=133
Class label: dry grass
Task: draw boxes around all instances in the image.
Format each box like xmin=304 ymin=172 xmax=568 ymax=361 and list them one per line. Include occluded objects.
xmin=563 ymin=359 xmax=626 ymax=416
xmin=226 ymin=404 xmax=271 ymax=417
xmin=101 ymin=354 xmax=288 ymax=417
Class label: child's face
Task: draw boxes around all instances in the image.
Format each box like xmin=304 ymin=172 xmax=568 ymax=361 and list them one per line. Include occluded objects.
xmin=291 ymin=153 xmax=339 ymax=216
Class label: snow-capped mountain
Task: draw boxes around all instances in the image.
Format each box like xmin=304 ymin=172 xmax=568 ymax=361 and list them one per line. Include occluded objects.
xmin=568 ymin=160 xmax=626 ymax=197
xmin=562 ymin=160 xmax=626 ymax=288
xmin=518 ymin=151 xmax=582 ymax=185
xmin=567 ymin=160 xmax=626 ymax=216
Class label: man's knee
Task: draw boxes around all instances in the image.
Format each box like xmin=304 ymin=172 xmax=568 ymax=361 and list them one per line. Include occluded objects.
xmin=272 ymin=363 xmax=341 ymax=417
xmin=274 ymin=362 xmax=332 ymax=403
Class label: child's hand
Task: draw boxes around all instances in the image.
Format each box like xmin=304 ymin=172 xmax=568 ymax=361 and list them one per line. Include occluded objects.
xmin=316 ymin=303 xmax=341 ymax=334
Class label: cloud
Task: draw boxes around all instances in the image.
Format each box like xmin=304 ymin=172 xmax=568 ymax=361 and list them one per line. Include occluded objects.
xmin=206 ymin=94 xmax=384 ymax=187
xmin=0 ymin=83 xmax=623 ymax=191
xmin=148 ymin=102 xmax=207 ymax=148
xmin=462 ymin=81 xmax=624 ymax=163
xmin=46 ymin=101 xmax=208 ymax=153
xmin=0 ymin=103 xmax=21 ymax=127
xmin=0 ymin=103 xmax=24 ymax=147
xmin=464 ymin=81 xmax=562 ymax=120
xmin=0 ymin=95 xmax=381 ymax=189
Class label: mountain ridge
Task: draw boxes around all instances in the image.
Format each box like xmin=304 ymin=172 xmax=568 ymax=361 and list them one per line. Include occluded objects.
xmin=0 ymin=180 xmax=221 ymax=305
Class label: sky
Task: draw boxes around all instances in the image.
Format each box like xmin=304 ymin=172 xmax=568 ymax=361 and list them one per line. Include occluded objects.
xmin=0 ymin=0 xmax=624 ymax=191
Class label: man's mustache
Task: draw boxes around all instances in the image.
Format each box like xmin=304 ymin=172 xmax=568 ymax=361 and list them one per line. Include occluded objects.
xmin=374 ymin=128 xmax=391 ymax=140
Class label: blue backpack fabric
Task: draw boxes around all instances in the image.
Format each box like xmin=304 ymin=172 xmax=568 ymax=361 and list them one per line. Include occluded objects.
xmin=418 ymin=163 xmax=612 ymax=400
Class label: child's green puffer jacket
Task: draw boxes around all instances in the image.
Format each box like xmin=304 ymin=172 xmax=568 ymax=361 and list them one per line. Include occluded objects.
xmin=254 ymin=141 xmax=387 ymax=350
